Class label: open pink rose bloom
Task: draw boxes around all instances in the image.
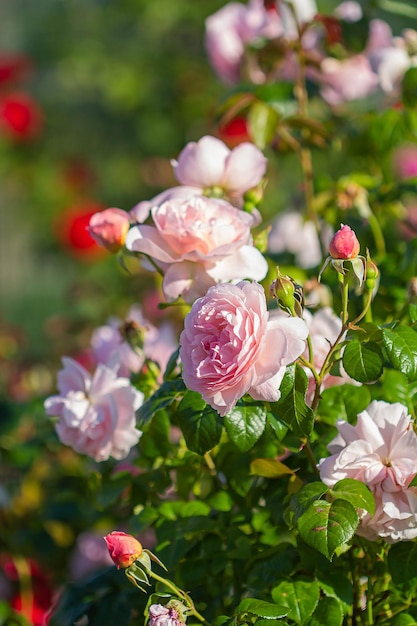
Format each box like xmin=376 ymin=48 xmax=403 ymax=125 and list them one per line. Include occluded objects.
xmin=44 ymin=357 xmax=143 ymax=461
xmin=125 ymin=195 xmax=268 ymax=302
xmin=180 ymin=280 xmax=308 ymax=416
xmin=319 ymin=400 xmax=417 ymax=542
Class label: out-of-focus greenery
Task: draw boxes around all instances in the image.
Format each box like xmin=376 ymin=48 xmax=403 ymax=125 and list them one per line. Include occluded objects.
xmin=0 ymin=0 xmax=224 ymax=362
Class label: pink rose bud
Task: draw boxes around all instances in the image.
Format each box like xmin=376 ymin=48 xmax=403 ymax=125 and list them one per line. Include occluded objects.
xmin=328 ymin=224 xmax=360 ymax=259
xmin=88 ymin=208 xmax=130 ymax=252
xmin=104 ymin=531 xmax=143 ymax=569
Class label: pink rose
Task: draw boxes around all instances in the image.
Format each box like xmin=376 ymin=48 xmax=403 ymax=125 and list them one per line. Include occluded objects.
xmin=125 ymin=195 xmax=268 ymax=302
xmin=319 ymin=400 xmax=417 ymax=542
xmin=172 ymin=135 xmax=267 ymax=206
xmin=129 ymin=186 xmax=201 ymax=223
xmin=87 ymin=208 xmax=130 ymax=252
xmin=44 ymin=357 xmax=143 ymax=461
xmin=104 ymin=531 xmax=143 ymax=569
xmin=180 ymin=281 xmax=308 ymax=416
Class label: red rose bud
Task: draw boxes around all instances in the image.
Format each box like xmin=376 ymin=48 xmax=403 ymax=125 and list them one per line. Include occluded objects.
xmin=104 ymin=531 xmax=143 ymax=569
xmin=329 ymin=224 xmax=360 ymax=260
xmin=88 ymin=207 xmax=130 ymax=252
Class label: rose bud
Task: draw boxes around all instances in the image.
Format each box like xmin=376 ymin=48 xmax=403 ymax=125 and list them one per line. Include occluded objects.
xmin=104 ymin=531 xmax=143 ymax=569
xmin=88 ymin=208 xmax=130 ymax=253
xmin=328 ymin=224 xmax=360 ymax=260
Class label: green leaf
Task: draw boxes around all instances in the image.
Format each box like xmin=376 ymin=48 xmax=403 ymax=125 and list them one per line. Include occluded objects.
xmin=391 ymin=614 xmax=417 ymax=626
xmin=271 ymin=365 xmax=314 ymax=437
xmin=330 ymin=478 xmax=375 ymax=515
xmin=250 ymin=458 xmax=294 ymax=478
xmin=379 ymin=369 xmax=417 ymax=411
xmin=317 ymin=384 xmax=371 ymax=425
xmin=342 ymin=340 xmax=384 ymax=383
xmin=297 ymin=499 xmax=359 ymax=560
xmin=224 ymin=402 xmax=267 ymax=451
xmin=248 ymin=101 xmax=279 ymax=150
xmin=388 ymin=542 xmax=417 ymax=584
xmin=382 ymin=325 xmax=417 ymax=381
xmin=175 ymin=391 xmax=223 ymax=455
xmin=306 ymin=597 xmax=344 ymax=626
xmin=290 ymin=482 xmax=329 ymax=520
xmin=403 ymin=66 xmax=417 ymax=109
xmin=238 ymin=598 xmax=289 ymax=619
xmin=136 ymin=378 xmax=185 ymax=426
xmin=271 ymin=581 xmax=320 ymax=624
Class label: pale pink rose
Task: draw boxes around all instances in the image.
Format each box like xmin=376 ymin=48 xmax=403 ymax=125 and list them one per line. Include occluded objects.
xmin=91 ymin=305 xmax=178 ymax=378
xmin=129 ymin=186 xmax=201 ymax=223
xmin=319 ymin=400 xmax=417 ymax=542
xmin=148 ymin=604 xmax=185 ymax=626
xmin=44 ymin=357 xmax=143 ymax=462
xmin=366 ymin=20 xmax=414 ymax=95
xmin=205 ymin=0 xmax=283 ymax=84
xmin=125 ymin=196 xmax=268 ymax=302
xmin=320 ymin=55 xmax=379 ymax=105
xmin=268 ymin=211 xmax=333 ymax=269
xmin=172 ymin=135 xmax=267 ymax=205
xmin=87 ymin=208 xmax=130 ymax=252
xmin=180 ymin=281 xmax=308 ymax=416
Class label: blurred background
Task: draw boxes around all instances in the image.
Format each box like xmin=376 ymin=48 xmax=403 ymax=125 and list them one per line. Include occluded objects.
xmin=0 ymin=0 xmax=225 ymax=372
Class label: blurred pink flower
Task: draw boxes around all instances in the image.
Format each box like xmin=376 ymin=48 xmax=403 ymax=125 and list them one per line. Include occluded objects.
xmin=319 ymin=400 xmax=417 ymax=542
xmin=334 ymin=1 xmax=363 ymax=22
xmin=268 ymin=211 xmax=333 ymax=269
xmin=172 ymin=135 xmax=267 ymax=206
xmin=320 ymin=55 xmax=379 ymax=105
xmin=205 ymin=0 xmax=283 ymax=84
xmin=392 ymin=144 xmax=417 ymax=180
xmin=125 ymin=195 xmax=268 ymax=302
xmin=44 ymin=357 xmax=143 ymax=462
xmin=180 ymin=281 xmax=308 ymax=416
xmin=91 ymin=305 xmax=177 ymax=377
xmin=69 ymin=532 xmax=113 ymax=580
xmin=87 ymin=208 xmax=130 ymax=253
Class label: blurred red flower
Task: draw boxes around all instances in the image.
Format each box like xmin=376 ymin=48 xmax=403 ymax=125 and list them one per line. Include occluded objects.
xmin=54 ymin=202 xmax=107 ymax=260
xmin=1 ymin=555 xmax=54 ymax=626
xmin=0 ymin=54 xmax=32 ymax=85
xmin=0 ymin=92 xmax=43 ymax=140
xmin=218 ymin=116 xmax=251 ymax=148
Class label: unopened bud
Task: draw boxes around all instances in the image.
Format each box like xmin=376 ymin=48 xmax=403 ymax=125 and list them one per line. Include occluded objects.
xmin=88 ymin=208 xmax=130 ymax=253
xmin=329 ymin=224 xmax=360 ymax=260
xmin=271 ymin=269 xmax=303 ymax=316
xmin=365 ymin=249 xmax=379 ymax=292
xmin=120 ymin=320 xmax=146 ymax=354
xmin=104 ymin=531 xmax=143 ymax=569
